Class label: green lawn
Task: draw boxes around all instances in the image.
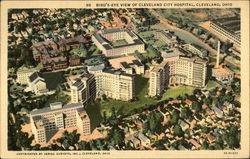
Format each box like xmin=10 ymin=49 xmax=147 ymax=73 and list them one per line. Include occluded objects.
xmin=111 ymin=39 xmax=128 ymax=46
xmin=141 ymin=47 xmax=158 ymax=58
xmin=205 ymin=80 xmax=219 ymax=90
xmin=86 ymin=76 xmax=195 ymax=122
xmin=153 ymin=39 xmax=166 ymax=48
xmin=138 ymin=31 xmax=154 ymax=38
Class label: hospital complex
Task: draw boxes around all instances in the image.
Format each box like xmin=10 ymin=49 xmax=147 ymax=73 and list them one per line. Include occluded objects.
xmin=16 ymin=27 xmax=235 ymax=144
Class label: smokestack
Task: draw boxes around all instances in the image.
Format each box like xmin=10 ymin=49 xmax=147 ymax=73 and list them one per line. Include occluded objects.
xmin=216 ymin=40 xmax=220 ymax=68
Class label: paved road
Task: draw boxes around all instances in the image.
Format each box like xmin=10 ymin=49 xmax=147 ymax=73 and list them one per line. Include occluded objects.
xmin=149 ymin=9 xmax=240 ymax=68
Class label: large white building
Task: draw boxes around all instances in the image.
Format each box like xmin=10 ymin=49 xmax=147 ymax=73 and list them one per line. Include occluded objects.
xmin=67 ymin=74 xmax=96 ymax=104
xmin=88 ymin=64 xmax=135 ymax=101
xmin=92 ymin=28 xmax=145 ymax=57
xmin=149 ymin=55 xmax=207 ymax=97
xmin=30 ymin=102 xmax=90 ymax=144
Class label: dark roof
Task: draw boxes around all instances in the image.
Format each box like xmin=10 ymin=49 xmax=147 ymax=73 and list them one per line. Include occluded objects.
xmin=132 ymin=60 xmax=143 ymax=66
xmin=29 ymin=72 xmax=43 ymax=82
xmin=212 ymin=16 xmax=240 ymax=34
xmin=120 ymin=62 xmax=130 ymax=69
xmin=30 ymin=103 xmax=83 ymax=116
xmin=72 ymin=79 xmax=83 ymax=87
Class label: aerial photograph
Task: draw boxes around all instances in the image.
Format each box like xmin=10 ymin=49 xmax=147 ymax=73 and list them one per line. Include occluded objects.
xmin=8 ymin=8 xmax=241 ymax=151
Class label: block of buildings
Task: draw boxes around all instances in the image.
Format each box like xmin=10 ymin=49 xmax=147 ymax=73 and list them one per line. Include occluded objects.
xmin=67 ymin=74 xmax=96 ymax=104
xmin=16 ymin=67 xmax=38 ymax=85
xmin=30 ymin=102 xmax=91 ymax=144
xmin=108 ymin=56 xmax=144 ymax=74
xmin=182 ymin=43 xmax=208 ymax=58
xmin=149 ymin=61 xmax=168 ymax=97
xmin=210 ymin=16 xmax=240 ymax=46
xmin=88 ymin=64 xmax=135 ymax=101
xmin=28 ymin=71 xmax=48 ymax=95
xmin=92 ymin=28 xmax=145 ymax=57
xmin=154 ymin=30 xmax=178 ymax=46
xmin=42 ymin=56 xmax=68 ymax=71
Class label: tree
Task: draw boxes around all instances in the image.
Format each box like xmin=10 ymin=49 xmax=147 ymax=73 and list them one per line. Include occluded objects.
xmin=173 ymin=124 xmax=184 ymax=137
xmin=180 ymin=107 xmax=192 ymax=119
xmin=192 ymin=101 xmax=202 ymax=112
xmin=170 ymin=109 xmax=180 ymax=125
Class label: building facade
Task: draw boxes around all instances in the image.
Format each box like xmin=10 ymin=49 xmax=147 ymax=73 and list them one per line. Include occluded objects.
xmin=68 ymin=74 xmax=96 ymax=104
xmin=16 ymin=68 xmax=38 ymax=85
xmin=149 ymin=62 xmax=168 ymax=97
xmin=92 ymin=28 xmax=145 ymax=57
xmin=88 ymin=64 xmax=135 ymax=101
xmin=30 ymin=102 xmax=91 ymax=144
xmin=149 ymin=56 xmax=207 ymax=97
xmin=154 ymin=30 xmax=178 ymax=47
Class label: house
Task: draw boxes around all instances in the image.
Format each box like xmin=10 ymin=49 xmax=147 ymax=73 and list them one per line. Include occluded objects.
xmin=207 ymin=133 xmax=216 ymax=143
xmin=42 ymin=56 xmax=68 ymax=71
xmin=130 ymin=136 xmax=140 ymax=148
xmin=211 ymin=106 xmax=223 ymax=118
xmin=138 ymin=133 xmax=150 ymax=147
xmin=189 ymin=139 xmax=201 ymax=149
xmin=178 ymin=119 xmax=190 ymax=131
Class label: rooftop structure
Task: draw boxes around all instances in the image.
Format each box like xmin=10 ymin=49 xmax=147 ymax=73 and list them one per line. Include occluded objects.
xmin=92 ymin=28 xmax=145 ymax=57
xmin=154 ymin=30 xmax=178 ymax=46
xmin=108 ymin=56 xmax=144 ymax=74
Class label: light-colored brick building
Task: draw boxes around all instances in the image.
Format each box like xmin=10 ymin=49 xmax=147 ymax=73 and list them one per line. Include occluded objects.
xmin=92 ymin=28 xmax=145 ymax=57
xmin=16 ymin=68 xmax=38 ymax=85
xmin=88 ymin=64 xmax=135 ymax=101
xmin=30 ymin=102 xmax=90 ymax=144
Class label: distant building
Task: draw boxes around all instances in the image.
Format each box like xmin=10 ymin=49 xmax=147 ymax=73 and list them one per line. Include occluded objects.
xmin=154 ymin=30 xmax=178 ymax=46
xmin=42 ymin=56 xmax=68 ymax=71
xmin=68 ymin=54 xmax=81 ymax=66
xmin=108 ymin=56 xmax=144 ymax=75
xmin=182 ymin=43 xmax=208 ymax=58
xmin=28 ymin=71 xmax=48 ymax=95
xmin=88 ymin=64 xmax=135 ymax=101
xmin=30 ymin=102 xmax=90 ymax=144
xmin=92 ymin=28 xmax=145 ymax=57
xmin=16 ymin=68 xmax=38 ymax=85
xmin=67 ymin=74 xmax=96 ymax=104
xmin=210 ymin=17 xmax=240 ymax=46
xmin=149 ymin=61 xmax=168 ymax=97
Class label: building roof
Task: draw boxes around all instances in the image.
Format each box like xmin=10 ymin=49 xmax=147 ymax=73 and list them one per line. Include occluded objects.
xmin=120 ymin=62 xmax=130 ymax=69
xmin=29 ymin=72 xmax=43 ymax=82
xmin=30 ymin=102 xmax=83 ymax=116
xmin=212 ymin=16 xmax=240 ymax=35
xmin=42 ymin=56 xmax=67 ymax=64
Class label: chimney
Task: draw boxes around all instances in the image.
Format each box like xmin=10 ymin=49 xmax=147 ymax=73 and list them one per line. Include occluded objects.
xmin=216 ymin=40 xmax=220 ymax=68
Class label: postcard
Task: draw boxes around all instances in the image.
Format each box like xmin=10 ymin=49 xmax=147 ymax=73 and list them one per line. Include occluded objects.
xmin=0 ymin=0 xmax=249 ymax=158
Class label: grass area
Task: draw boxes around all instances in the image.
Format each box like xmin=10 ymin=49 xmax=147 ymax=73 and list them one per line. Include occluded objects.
xmin=42 ymin=71 xmax=66 ymax=90
xmin=88 ymin=45 xmax=101 ymax=57
xmin=111 ymin=39 xmax=128 ymax=46
xmin=205 ymin=80 xmax=219 ymax=90
xmin=85 ymin=102 xmax=103 ymax=132
xmin=86 ymin=75 xmax=195 ymax=124
xmin=153 ymin=39 xmax=166 ymax=48
xmin=138 ymin=31 xmax=154 ymax=38
xmin=141 ymin=47 xmax=158 ymax=58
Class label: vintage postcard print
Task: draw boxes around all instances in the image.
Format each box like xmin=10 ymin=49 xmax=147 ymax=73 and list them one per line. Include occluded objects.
xmin=0 ymin=0 xmax=249 ymax=158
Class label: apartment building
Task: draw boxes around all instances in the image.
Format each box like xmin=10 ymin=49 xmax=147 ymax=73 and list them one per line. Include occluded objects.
xmin=88 ymin=64 xmax=135 ymax=101
xmin=67 ymin=74 xmax=96 ymax=104
xmin=149 ymin=62 xmax=169 ymax=97
xmin=92 ymin=28 xmax=145 ymax=57
xmin=182 ymin=43 xmax=208 ymax=58
xmin=30 ymin=102 xmax=91 ymax=144
xmin=16 ymin=68 xmax=38 ymax=85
